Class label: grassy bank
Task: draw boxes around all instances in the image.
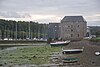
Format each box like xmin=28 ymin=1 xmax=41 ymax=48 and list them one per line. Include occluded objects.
xmin=0 ymin=40 xmax=46 ymax=44
xmin=89 ymin=37 xmax=100 ymax=42
xmin=0 ymin=45 xmax=61 ymax=65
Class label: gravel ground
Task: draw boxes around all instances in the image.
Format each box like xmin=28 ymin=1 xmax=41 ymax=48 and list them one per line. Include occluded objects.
xmin=63 ymin=40 xmax=100 ymax=67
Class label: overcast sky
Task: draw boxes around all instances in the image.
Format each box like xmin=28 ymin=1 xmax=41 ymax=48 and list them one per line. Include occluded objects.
xmin=0 ymin=0 xmax=100 ymax=25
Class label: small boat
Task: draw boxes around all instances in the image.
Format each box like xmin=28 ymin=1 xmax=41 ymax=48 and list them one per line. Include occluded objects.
xmin=62 ymin=48 xmax=84 ymax=54
xmin=62 ymin=58 xmax=79 ymax=63
xmin=50 ymin=40 xmax=70 ymax=46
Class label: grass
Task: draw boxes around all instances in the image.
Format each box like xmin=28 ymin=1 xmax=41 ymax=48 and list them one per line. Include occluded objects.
xmin=90 ymin=37 xmax=100 ymax=42
xmin=0 ymin=40 xmax=46 ymax=44
xmin=0 ymin=45 xmax=61 ymax=65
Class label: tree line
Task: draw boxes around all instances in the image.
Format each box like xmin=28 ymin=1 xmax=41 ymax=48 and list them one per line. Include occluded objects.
xmin=0 ymin=19 xmax=48 ymax=40
xmin=89 ymin=26 xmax=100 ymax=37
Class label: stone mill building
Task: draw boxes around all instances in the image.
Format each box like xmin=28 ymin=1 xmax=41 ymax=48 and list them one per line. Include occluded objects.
xmin=60 ymin=16 xmax=87 ymax=40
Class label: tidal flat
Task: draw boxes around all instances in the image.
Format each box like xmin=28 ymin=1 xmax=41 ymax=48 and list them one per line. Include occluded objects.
xmin=0 ymin=45 xmax=61 ymax=65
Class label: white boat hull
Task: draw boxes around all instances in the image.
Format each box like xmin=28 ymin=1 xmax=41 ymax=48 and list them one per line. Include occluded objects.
xmin=50 ymin=41 xmax=70 ymax=46
xmin=62 ymin=49 xmax=83 ymax=54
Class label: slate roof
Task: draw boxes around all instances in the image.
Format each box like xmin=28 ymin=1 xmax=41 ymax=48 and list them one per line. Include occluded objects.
xmin=61 ymin=16 xmax=86 ymax=22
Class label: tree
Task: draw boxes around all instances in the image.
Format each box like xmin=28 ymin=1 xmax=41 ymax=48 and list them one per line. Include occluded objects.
xmin=0 ymin=19 xmax=48 ymax=40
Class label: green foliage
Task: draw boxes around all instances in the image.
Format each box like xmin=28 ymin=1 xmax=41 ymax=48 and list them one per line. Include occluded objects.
xmin=0 ymin=19 xmax=48 ymax=39
xmin=89 ymin=26 xmax=100 ymax=36
xmin=90 ymin=37 xmax=100 ymax=42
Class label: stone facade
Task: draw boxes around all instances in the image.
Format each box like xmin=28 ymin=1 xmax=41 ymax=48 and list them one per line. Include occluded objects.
xmin=60 ymin=16 xmax=87 ymax=40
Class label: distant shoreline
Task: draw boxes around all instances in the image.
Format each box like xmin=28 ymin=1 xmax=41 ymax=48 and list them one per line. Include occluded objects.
xmin=0 ymin=40 xmax=47 ymax=47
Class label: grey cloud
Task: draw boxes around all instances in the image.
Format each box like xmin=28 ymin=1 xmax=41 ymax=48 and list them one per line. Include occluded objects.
xmin=0 ymin=0 xmax=99 ymax=11
xmin=0 ymin=11 xmax=20 ymax=18
xmin=0 ymin=0 xmax=100 ymax=24
xmin=88 ymin=21 xmax=100 ymax=26
xmin=0 ymin=11 xmax=31 ymax=18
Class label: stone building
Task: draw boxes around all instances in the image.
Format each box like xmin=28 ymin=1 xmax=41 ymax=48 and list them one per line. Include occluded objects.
xmin=60 ymin=16 xmax=87 ymax=40
xmin=47 ymin=23 xmax=61 ymax=39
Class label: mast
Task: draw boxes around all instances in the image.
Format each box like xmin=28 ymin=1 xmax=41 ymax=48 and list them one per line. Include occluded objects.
xmin=38 ymin=25 xmax=39 ymax=39
xmin=0 ymin=30 xmax=1 ymax=40
xmin=43 ymin=24 xmax=45 ymax=39
xmin=4 ymin=25 xmax=7 ymax=39
xmin=16 ymin=22 xmax=17 ymax=40
xmin=29 ymin=22 xmax=31 ymax=39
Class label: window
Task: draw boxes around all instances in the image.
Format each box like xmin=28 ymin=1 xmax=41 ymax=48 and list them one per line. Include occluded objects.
xmin=78 ymin=25 xmax=79 ymax=27
xmin=71 ymin=29 xmax=73 ymax=32
xmin=71 ymin=34 xmax=73 ymax=37
xmin=68 ymin=26 xmax=70 ymax=27
xmin=77 ymin=34 xmax=79 ymax=37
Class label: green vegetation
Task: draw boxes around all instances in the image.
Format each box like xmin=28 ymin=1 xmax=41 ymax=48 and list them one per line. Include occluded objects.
xmin=0 ymin=40 xmax=46 ymax=44
xmin=0 ymin=46 xmax=61 ymax=65
xmin=89 ymin=26 xmax=100 ymax=37
xmin=90 ymin=37 xmax=100 ymax=42
xmin=0 ymin=19 xmax=48 ymax=39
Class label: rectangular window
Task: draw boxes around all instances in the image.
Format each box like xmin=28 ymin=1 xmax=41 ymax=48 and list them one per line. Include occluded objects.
xmin=71 ymin=34 xmax=73 ymax=37
xmin=71 ymin=29 xmax=73 ymax=32
xmin=78 ymin=25 xmax=79 ymax=27
xmin=78 ymin=34 xmax=79 ymax=37
xmin=68 ymin=26 xmax=70 ymax=27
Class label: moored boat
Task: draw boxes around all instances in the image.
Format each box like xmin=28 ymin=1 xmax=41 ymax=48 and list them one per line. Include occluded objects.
xmin=62 ymin=58 xmax=79 ymax=63
xmin=50 ymin=40 xmax=70 ymax=46
xmin=62 ymin=48 xmax=84 ymax=54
